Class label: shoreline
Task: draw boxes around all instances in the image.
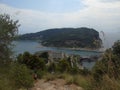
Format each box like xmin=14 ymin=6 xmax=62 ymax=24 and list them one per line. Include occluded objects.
xmin=38 ymin=44 xmax=105 ymax=53
xmin=15 ymin=40 xmax=105 ymax=53
xmin=63 ymin=47 xmax=105 ymax=53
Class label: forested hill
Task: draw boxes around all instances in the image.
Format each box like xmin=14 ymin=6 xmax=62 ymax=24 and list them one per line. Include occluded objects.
xmin=19 ymin=27 xmax=102 ymax=49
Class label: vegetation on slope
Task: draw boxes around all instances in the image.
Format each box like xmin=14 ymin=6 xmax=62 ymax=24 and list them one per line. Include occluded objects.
xmin=19 ymin=28 xmax=102 ymax=49
xmin=90 ymin=40 xmax=120 ymax=90
xmin=0 ymin=14 xmax=33 ymax=90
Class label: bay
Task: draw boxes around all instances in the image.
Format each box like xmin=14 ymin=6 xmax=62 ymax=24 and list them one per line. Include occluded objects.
xmin=13 ymin=40 xmax=102 ymax=69
xmin=13 ymin=41 xmax=101 ymax=57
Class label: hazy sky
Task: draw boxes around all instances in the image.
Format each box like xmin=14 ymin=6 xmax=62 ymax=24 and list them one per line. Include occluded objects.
xmin=0 ymin=0 xmax=120 ymax=34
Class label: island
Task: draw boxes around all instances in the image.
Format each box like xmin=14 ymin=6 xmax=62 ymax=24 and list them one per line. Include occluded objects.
xmin=18 ymin=27 xmax=102 ymax=49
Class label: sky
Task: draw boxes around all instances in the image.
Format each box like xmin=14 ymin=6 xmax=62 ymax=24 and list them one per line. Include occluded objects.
xmin=0 ymin=0 xmax=120 ymax=34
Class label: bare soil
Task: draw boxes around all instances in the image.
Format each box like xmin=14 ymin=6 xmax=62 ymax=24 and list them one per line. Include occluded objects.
xmin=30 ymin=79 xmax=83 ymax=90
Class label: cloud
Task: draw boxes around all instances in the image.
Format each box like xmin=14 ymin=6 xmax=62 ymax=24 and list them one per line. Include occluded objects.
xmin=99 ymin=0 xmax=120 ymax=3
xmin=84 ymin=0 xmax=120 ymax=8
xmin=0 ymin=0 xmax=120 ymax=34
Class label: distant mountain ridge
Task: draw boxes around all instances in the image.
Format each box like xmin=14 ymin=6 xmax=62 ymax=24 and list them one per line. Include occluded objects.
xmin=19 ymin=27 xmax=102 ymax=49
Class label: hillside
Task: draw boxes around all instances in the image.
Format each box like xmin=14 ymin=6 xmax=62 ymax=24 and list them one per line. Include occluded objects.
xmin=19 ymin=27 xmax=102 ymax=49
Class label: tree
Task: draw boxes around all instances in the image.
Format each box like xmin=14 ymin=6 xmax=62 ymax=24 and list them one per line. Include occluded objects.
xmin=17 ymin=52 xmax=46 ymax=71
xmin=0 ymin=14 xmax=20 ymax=64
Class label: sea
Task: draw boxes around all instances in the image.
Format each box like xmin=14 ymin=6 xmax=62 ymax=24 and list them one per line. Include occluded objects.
xmin=13 ymin=40 xmax=102 ymax=70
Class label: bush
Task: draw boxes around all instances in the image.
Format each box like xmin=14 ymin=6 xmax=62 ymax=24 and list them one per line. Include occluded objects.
xmin=90 ymin=40 xmax=120 ymax=90
xmin=47 ymin=62 xmax=57 ymax=73
xmin=0 ymin=78 xmax=13 ymax=90
xmin=43 ymin=73 xmax=57 ymax=81
xmin=89 ymin=75 xmax=120 ymax=90
xmin=10 ymin=63 xmax=34 ymax=89
xmin=17 ymin=52 xmax=46 ymax=71
xmin=36 ymin=70 xmax=45 ymax=79
xmin=92 ymin=40 xmax=120 ymax=81
xmin=0 ymin=65 xmax=17 ymax=90
xmin=58 ymin=73 xmax=90 ymax=89
xmin=57 ymin=59 xmax=71 ymax=73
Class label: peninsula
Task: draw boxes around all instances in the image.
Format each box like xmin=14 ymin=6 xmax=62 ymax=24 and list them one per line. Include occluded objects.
xmin=19 ymin=27 xmax=102 ymax=49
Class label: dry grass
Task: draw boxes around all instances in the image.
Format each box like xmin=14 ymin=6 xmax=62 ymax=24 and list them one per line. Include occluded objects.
xmin=42 ymin=73 xmax=90 ymax=90
xmin=43 ymin=73 xmax=57 ymax=81
xmin=99 ymin=75 xmax=120 ymax=90
xmin=90 ymin=74 xmax=120 ymax=90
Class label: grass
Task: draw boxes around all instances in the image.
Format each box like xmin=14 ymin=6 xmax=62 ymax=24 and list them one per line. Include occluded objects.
xmin=42 ymin=72 xmax=120 ymax=90
xmin=1 ymin=65 xmax=120 ymax=90
xmin=43 ymin=73 xmax=57 ymax=81
xmin=0 ymin=65 xmax=17 ymax=90
xmin=42 ymin=72 xmax=91 ymax=89
xmin=61 ymin=73 xmax=91 ymax=90
xmin=87 ymin=74 xmax=120 ymax=90
xmin=95 ymin=75 xmax=120 ymax=90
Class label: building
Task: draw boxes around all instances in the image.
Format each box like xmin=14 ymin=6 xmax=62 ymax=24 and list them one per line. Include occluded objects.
xmin=48 ymin=51 xmax=68 ymax=62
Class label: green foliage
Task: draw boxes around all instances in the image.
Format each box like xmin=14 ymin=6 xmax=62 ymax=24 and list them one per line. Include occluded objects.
xmin=70 ymin=67 xmax=79 ymax=74
xmin=17 ymin=52 xmax=46 ymax=71
xmin=36 ymin=70 xmax=45 ymax=79
xmin=0 ymin=63 xmax=33 ymax=90
xmin=0 ymin=14 xmax=34 ymax=90
xmin=0 ymin=14 xmax=19 ymax=64
xmin=43 ymin=73 xmax=57 ymax=81
xmin=39 ymin=52 xmax=49 ymax=59
xmin=57 ymin=59 xmax=71 ymax=73
xmin=92 ymin=61 xmax=105 ymax=82
xmin=90 ymin=40 xmax=120 ymax=90
xmin=112 ymin=40 xmax=120 ymax=56
xmin=0 ymin=65 xmax=16 ymax=90
xmin=17 ymin=52 xmax=31 ymax=66
xmin=30 ymin=55 xmax=46 ymax=71
xmin=56 ymin=73 xmax=90 ymax=89
xmin=38 ymin=52 xmax=49 ymax=63
xmin=89 ymin=75 xmax=120 ymax=90
xmin=79 ymin=68 xmax=91 ymax=76
xmin=10 ymin=63 xmax=34 ymax=89
xmin=0 ymin=76 xmax=17 ymax=90
xmin=47 ymin=62 xmax=57 ymax=73
xmin=92 ymin=44 xmax=120 ymax=81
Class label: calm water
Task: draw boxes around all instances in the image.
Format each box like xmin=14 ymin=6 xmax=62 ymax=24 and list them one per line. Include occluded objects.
xmin=13 ymin=41 xmax=101 ymax=57
xmin=13 ymin=41 xmax=102 ymax=69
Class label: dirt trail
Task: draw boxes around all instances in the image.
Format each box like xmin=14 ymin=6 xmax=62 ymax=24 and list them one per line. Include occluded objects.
xmin=31 ymin=79 xmax=83 ymax=90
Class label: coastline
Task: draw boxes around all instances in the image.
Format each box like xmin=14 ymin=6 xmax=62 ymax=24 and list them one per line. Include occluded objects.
xmin=56 ymin=47 xmax=105 ymax=53
xmin=37 ymin=44 xmax=105 ymax=53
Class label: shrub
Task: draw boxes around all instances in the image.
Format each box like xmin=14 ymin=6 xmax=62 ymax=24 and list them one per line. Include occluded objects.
xmin=36 ymin=70 xmax=45 ymax=79
xmin=10 ymin=63 xmax=34 ymax=89
xmin=47 ymin=62 xmax=57 ymax=73
xmin=43 ymin=73 xmax=57 ymax=81
xmin=90 ymin=40 xmax=120 ymax=90
xmin=57 ymin=59 xmax=71 ymax=73
xmin=17 ymin=52 xmax=46 ymax=71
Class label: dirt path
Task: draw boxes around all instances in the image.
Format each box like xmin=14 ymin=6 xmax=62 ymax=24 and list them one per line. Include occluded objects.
xmin=31 ymin=79 xmax=83 ymax=90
